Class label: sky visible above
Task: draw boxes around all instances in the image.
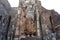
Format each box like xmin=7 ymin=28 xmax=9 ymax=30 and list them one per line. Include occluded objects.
xmin=8 ymin=0 xmax=60 ymax=14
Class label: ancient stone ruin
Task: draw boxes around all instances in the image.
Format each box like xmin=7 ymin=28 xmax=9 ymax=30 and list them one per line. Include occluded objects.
xmin=0 ymin=0 xmax=60 ymax=40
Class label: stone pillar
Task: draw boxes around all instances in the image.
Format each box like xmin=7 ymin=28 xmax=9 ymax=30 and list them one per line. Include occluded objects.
xmin=36 ymin=8 xmax=41 ymax=38
xmin=35 ymin=0 xmax=42 ymax=38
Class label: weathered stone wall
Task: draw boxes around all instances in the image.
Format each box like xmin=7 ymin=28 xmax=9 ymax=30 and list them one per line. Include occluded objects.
xmin=0 ymin=0 xmax=19 ymax=40
xmin=0 ymin=0 xmax=11 ymax=15
xmin=51 ymin=14 xmax=60 ymax=40
xmin=13 ymin=0 xmax=60 ymax=40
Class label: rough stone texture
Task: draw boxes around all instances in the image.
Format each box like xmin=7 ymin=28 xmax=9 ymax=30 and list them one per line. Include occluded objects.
xmin=15 ymin=0 xmax=58 ymax=39
xmin=9 ymin=7 xmax=18 ymax=23
xmin=51 ymin=15 xmax=60 ymax=40
xmin=0 ymin=0 xmax=12 ymax=40
xmin=38 ymin=6 xmax=59 ymax=40
xmin=10 ymin=0 xmax=60 ymax=40
xmin=17 ymin=0 xmax=37 ymax=38
xmin=7 ymin=7 xmax=18 ymax=39
xmin=0 ymin=0 xmax=59 ymax=40
xmin=0 ymin=0 xmax=18 ymax=39
xmin=0 ymin=0 xmax=11 ymax=15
